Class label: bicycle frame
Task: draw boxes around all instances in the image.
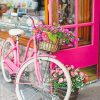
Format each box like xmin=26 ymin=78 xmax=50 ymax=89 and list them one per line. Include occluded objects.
xmin=2 ymin=15 xmax=54 ymax=83
xmin=3 ymin=32 xmax=43 ymax=82
xmin=2 ymin=36 xmax=35 ymax=74
xmin=1 ymin=14 xmax=72 ymax=100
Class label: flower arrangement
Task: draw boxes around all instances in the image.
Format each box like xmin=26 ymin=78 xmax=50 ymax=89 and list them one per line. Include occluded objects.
xmin=51 ymin=65 xmax=89 ymax=93
xmin=34 ymin=25 xmax=75 ymax=48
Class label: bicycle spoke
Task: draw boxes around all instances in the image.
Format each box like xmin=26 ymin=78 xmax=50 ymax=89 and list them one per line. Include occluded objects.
xmin=16 ymin=57 xmax=72 ymax=100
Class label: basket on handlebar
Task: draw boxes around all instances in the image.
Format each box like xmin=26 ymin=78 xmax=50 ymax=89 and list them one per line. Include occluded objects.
xmin=34 ymin=24 xmax=75 ymax=53
xmin=38 ymin=38 xmax=62 ymax=52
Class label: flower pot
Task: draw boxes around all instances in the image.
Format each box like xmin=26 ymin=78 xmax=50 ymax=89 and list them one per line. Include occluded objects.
xmin=56 ymin=88 xmax=79 ymax=100
xmin=70 ymin=89 xmax=79 ymax=100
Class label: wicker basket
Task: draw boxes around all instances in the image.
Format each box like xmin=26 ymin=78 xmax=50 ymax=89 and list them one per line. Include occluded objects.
xmin=38 ymin=38 xmax=61 ymax=52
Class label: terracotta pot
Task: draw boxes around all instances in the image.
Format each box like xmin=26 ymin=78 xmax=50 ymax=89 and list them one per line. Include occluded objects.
xmin=56 ymin=88 xmax=79 ymax=100
xmin=70 ymin=89 xmax=79 ymax=100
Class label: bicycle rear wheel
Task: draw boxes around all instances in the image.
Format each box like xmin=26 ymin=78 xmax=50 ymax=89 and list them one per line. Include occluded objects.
xmin=16 ymin=57 xmax=72 ymax=100
xmin=1 ymin=38 xmax=16 ymax=82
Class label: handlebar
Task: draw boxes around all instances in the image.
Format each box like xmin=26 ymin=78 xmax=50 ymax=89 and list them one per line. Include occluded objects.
xmin=11 ymin=12 xmax=36 ymax=29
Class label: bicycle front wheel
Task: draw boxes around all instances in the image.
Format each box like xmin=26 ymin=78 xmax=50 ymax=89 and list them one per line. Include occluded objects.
xmin=16 ymin=57 xmax=72 ymax=100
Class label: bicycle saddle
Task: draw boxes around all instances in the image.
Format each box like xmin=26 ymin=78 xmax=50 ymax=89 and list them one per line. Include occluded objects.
xmin=9 ymin=29 xmax=24 ymax=36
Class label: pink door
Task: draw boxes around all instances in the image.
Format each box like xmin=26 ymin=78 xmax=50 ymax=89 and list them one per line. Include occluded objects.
xmin=49 ymin=0 xmax=100 ymax=72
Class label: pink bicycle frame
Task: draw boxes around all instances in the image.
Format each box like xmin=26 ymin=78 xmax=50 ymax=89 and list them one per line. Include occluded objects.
xmin=2 ymin=15 xmax=53 ymax=83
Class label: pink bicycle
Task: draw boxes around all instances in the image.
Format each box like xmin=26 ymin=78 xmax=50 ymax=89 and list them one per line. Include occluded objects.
xmin=1 ymin=14 xmax=72 ymax=100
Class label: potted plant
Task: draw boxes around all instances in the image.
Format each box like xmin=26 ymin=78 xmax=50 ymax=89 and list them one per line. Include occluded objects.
xmin=51 ymin=65 xmax=89 ymax=100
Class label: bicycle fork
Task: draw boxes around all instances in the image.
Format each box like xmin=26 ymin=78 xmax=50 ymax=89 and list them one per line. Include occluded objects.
xmin=33 ymin=34 xmax=42 ymax=84
xmin=34 ymin=58 xmax=42 ymax=85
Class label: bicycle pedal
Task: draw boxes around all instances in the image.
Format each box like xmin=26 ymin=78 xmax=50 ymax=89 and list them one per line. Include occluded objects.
xmin=11 ymin=74 xmax=16 ymax=80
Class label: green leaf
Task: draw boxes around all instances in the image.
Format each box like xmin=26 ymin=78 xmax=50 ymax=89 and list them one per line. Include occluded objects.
xmin=25 ymin=71 xmax=30 ymax=77
xmin=56 ymin=32 xmax=64 ymax=38
xmin=65 ymin=38 xmax=70 ymax=44
xmin=48 ymin=33 xmax=57 ymax=42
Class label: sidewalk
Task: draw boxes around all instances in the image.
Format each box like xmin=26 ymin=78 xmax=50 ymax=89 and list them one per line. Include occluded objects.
xmin=77 ymin=80 xmax=100 ymax=100
xmin=0 ymin=72 xmax=17 ymax=100
xmin=0 ymin=71 xmax=100 ymax=100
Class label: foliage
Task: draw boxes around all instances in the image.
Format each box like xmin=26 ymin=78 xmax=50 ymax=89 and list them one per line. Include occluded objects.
xmin=51 ymin=65 xmax=89 ymax=92
xmin=34 ymin=25 xmax=75 ymax=47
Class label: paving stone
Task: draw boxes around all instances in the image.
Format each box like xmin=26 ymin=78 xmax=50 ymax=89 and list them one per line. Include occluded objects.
xmin=1 ymin=71 xmax=100 ymax=100
xmin=77 ymin=80 xmax=100 ymax=100
xmin=0 ymin=72 xmax=17 ymax=100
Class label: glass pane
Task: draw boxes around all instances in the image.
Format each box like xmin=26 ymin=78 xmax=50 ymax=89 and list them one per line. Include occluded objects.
xmin=58 ymin=0 xmax=75 ymax=25
xmin=3 ymin=0 xmax=46 ymax=23
xmin=78 ymin=0 xmax=93 ymax=23
xmin=78 ymin=26 xmax=92 ymax=46
xmin=61 ymin=28 xmax=75 ymax=49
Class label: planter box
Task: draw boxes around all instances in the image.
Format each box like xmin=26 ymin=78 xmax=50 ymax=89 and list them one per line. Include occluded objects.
xmin=56 ymin=88 xmax=79 ymax=100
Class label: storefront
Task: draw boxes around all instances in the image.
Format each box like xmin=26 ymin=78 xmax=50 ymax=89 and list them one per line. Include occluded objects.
xmin=0 ymin=0 xmax=100 ymax=79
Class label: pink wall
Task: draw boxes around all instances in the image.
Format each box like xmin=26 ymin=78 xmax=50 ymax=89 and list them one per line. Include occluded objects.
xmin=54 ymin=0 xmax=100 ymax=68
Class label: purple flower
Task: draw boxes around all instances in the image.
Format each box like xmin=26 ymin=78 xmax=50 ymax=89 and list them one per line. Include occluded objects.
xmin=69 ymin=38 xmax=74 ymax=42
xmin=68 ymin=44 xmax=74 ymax=47
xmin=63 ymin=29 xmax=69 ymax=33
xmin=36 ymin=33 xmax=42 ymax=41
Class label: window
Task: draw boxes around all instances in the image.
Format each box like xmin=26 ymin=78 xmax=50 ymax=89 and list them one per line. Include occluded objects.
xmin=51 ymin=0 xmax=94 ymax=48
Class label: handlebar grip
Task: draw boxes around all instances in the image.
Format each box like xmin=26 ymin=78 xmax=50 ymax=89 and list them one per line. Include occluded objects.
xmin=11 ymin=12 xmax=36 ymax=28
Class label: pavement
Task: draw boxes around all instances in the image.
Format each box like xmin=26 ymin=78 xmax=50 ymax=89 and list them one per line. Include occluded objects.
xmin=0 ymin=72 xmax=17 ymax=100
xmin=77 ymin=80 xmax=100 ymax=100
xmin=0 ymin=71 xmax=100 ymax=100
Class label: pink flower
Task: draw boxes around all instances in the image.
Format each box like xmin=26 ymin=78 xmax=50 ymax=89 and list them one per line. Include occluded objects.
xmin=42 ymin=32 xmax=49 ymax=41
xmin=58 ymin=78 xmax=64 ymax=83
xmin=70 ymin=65 xmax=74 ymax=69
xmin=67 ymin=65 xmax=75 ymax=71
xmin=68 ymin=44 xmax=73 ymax=47
xmin=56 ymin=69 xmax=60 ymax=73
xmin=74 ymin=71 xmax=78 ymax=76
xmin=52 ymin=73 xmax=57 ymax=78
xmin=79 ymin=72 xmax=85 ymax=77
xmin=65 ymin=65 xmax=68 ymax=67
xmin=67 ymin=67 xmax=72 ymax=71
xmin=62 ymin=29 xmax=69 ymax=33
xmin=51 ymin=70 xmax=55 ymax=75
xmin=75 ymin=68 xmax=79 ymax=72
xmin=70 ymin=71 xmax=75 ymax=77
xmin=58 ymin=70 xmax=64 ymax=75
